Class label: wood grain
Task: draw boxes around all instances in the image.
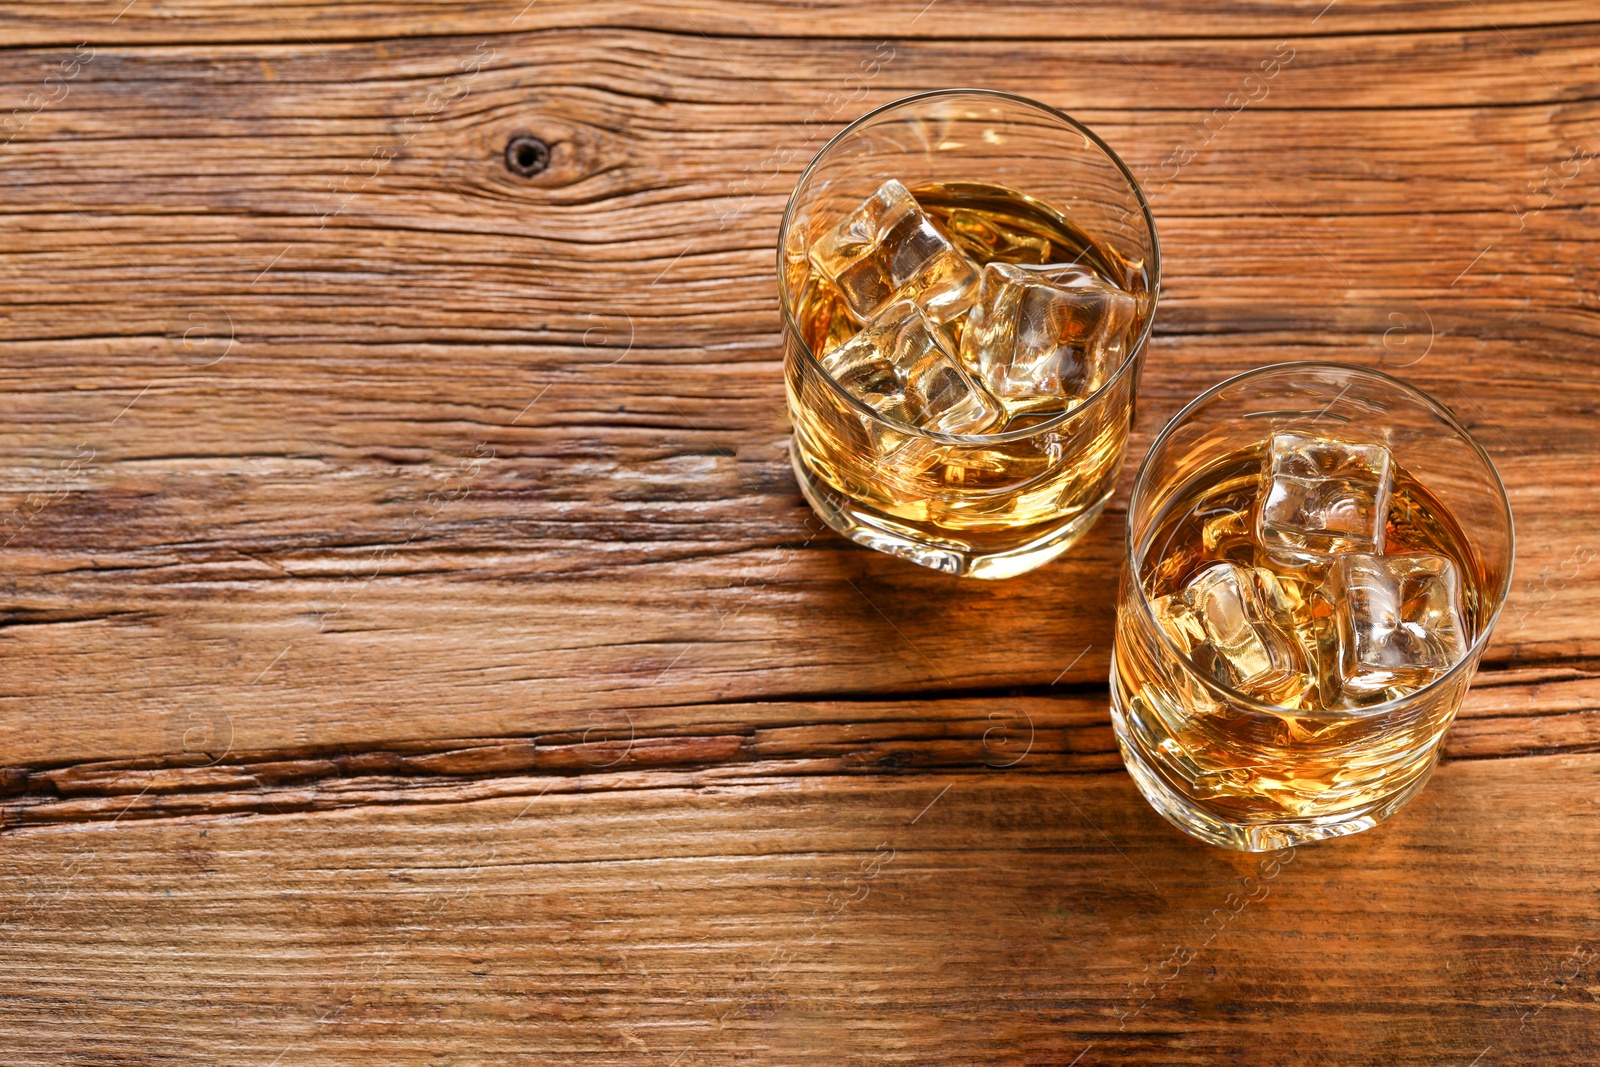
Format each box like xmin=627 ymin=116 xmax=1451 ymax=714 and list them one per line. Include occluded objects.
xmin=1 ymin=759 xmax=1597 ymax=1064
xmin=3 ymin=1 xmax=1600 ymax=44
xmin=0 ymin=2 xmax=1597 ymax=1062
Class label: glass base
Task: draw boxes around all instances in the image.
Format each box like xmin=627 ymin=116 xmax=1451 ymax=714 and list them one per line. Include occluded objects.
xmin=1109 ymin=661 xmax=1439 ymax=851
xmin=790 ymin=440 xmax=1112 ymax=580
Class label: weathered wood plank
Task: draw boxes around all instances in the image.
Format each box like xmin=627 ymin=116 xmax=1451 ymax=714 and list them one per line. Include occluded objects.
xmin=0 ymin=757 xmax=1595 ymax=1065
xmin=2 ymin=0 xmax=1598 ymax=45
xmin=1 ymin=667 xmax=1596 ymax=828
xmin=1 ymin=461 xmax=1594 ymax=768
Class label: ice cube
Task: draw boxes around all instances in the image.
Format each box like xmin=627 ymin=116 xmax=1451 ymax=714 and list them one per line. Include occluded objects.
xmin=1258 ymin=432 xmax=1392 ymax=558
xmin=808 ymin=179 xmax=979 ymax=325
xmin=1331 ymin=552 xmax=1468 ymax=698
xmin=1156 ymin=561 xmax=1311 ymax=705
xmin=958 ymin=262 xmax=1137 ymax=414
xmin=820 ymin=300 xmax=1002 ymax=434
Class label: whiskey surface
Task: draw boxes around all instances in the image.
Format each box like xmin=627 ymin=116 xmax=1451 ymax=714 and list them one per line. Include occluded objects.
xmin=1138 ymin=442 xmax=1481 ymax=710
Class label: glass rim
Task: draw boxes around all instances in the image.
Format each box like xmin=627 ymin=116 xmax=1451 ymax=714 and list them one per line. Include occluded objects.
xmin=1125 ymin=360 xmax=1517 ymax=719
xmin=776 ymin=87 xmax=1162 ymax=446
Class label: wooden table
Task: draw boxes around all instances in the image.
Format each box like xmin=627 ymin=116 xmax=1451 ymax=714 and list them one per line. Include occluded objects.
xmin=2 ymin=2 xmax=1597 ymax=1063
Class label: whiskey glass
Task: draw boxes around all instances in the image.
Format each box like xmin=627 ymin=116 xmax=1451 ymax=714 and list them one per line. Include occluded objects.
xmin=779 ymin=89 xmax=1159 ymax=579
xmin=1112 ymin=363 xmax=1515 ymax=851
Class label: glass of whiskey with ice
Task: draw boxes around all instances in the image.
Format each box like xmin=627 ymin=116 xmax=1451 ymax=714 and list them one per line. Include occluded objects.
xmin=779 ymin=90 xmax=1159 ymax=578
xmin=1113 ymin=363 xmax=1515 ymax=850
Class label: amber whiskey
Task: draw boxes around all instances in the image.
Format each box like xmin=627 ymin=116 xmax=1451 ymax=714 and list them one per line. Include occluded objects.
xmin=1114 ymin=433 xmax=1485 ymax=836
xmin=783 ymin=179 xmax=1153 ymax=577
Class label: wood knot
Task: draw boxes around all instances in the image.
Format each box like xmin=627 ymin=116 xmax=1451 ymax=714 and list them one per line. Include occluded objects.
xmin=505 ymin=135 xmax=551 ymax=177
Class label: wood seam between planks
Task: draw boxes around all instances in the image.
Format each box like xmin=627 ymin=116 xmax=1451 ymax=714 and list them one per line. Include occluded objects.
xmin=2 ymin=704 xmax=1594 ymax=828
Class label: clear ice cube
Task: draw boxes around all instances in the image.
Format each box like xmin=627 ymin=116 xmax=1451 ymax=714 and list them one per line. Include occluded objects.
xmin=808 ymin=179 xmax=979 ymax=325
xmin=1258 ymin=432 xmax=1392 ymax=558
xmin=820 ymin=299 xmax=1002 ymax=434
xmin=958 ymin=262 xmax=1137 ymax=414
xmin=1156 ymin=561 xmax=1311 ymax=705
xmin=1332 ymin=552 xmax=1468 ymax=698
